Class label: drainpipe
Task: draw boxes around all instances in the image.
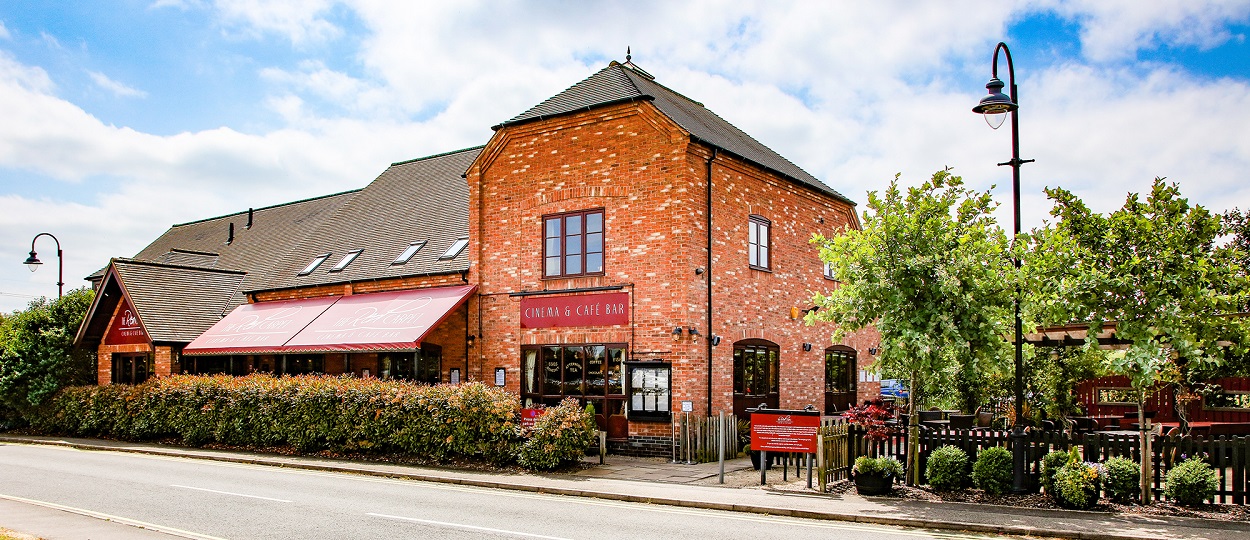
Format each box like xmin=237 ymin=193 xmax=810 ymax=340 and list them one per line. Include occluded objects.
xmin=706 ymin=147 xmax=717 ymax=417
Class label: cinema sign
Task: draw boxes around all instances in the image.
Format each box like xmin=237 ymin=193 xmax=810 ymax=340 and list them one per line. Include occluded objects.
xmin=519 ymin=292 xmax=628 ymax=328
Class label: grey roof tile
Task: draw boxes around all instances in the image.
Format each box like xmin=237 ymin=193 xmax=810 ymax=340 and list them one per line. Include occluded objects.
xmin=129 ymin=190 xmax=358 ymax=311
xmin=497 ymin=62 xmax=853 ymax=205
xmin=254 ymin=146 xmax=482 ymax=293
xmin=112 ymin=259 xmax=246 ymax=343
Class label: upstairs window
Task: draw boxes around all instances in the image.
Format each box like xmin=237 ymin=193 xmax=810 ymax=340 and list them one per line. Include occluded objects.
xmin=328 ymin=249 xmax=362 ymax=272
xmin=543 ymin=209 xmax=604 ymax=278
xmin=748 ymin=215 xmax=770 ymax=270
xmin=298 ymin=253 xmax=330 ymax=276
xmin=824 ymin=262 xmax=835 ymax=280
xmin=392 ymin=241 xmax=426 ymax=265
xmin=439 ymin=238 xmax=469 ymax=260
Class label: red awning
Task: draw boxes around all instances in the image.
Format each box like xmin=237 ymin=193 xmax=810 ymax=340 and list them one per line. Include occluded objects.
xmin=183 ymin=296 xmax=338 ymax=356
xmin=282 ymin=285 xmax=476 ymax=353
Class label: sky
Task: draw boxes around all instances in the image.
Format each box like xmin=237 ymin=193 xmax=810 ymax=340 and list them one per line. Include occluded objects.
xmin=1 ymin=0 xmax=1249 ymax=312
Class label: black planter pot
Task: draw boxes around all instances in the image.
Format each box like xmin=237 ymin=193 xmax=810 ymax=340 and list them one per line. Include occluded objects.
xmin=854 ymin=472 xmax=896 ymax=496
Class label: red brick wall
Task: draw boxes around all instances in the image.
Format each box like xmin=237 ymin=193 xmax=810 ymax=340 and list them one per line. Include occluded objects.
xmin=96 ymin=343 xmax=152 ymax=385
xmin=467 ymin=101 xmax=873 ymax=440
xmin=251 ymin=274 xmax=467 ymax=302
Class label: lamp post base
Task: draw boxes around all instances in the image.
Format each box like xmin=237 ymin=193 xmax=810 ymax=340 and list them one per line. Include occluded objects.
xmin=1010 ymin=426 xmax=1030 ymax=494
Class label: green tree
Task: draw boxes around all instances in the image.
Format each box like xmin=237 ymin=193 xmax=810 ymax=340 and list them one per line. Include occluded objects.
xmin=1025 ymin=179 xmax=1250 ymax=503
xmin=0 ymin=288 xmax=96 ymax=422
xmin=809 ymin=169 xmax=1014 ymax=485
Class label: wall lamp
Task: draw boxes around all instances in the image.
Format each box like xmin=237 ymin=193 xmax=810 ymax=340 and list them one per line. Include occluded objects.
xmin=802 ymin=343 xmax=812 ymax=352
xmin=672 ymin=327 xmax=683 ymax=340
xmin=466 ymin=335 xmax=476 ymax=348
xmin=868 ymin=346 xmax=880 ymax=355
xmin=687 ymin=327 xmax=700 ymax=342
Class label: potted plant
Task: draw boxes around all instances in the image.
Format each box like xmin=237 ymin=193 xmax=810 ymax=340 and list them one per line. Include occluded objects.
xmin=853 ymin=455 xmax=904 ymax=495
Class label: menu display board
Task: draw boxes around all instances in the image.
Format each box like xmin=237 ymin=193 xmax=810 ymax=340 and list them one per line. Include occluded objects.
xmin=749 ymin=408 xmax=820 ymax=453
xmin=625 ymin=362 xmax=671 ymax=422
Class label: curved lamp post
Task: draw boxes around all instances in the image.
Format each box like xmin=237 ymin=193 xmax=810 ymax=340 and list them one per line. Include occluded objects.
xmin=24 ymin=232 xmax=64 ymax=298
xmin=972 ymin=42 xmax=1034 ymax=494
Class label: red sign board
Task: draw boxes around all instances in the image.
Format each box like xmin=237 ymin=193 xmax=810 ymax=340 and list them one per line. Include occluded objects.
xmin=521 ymin=408 xmax=546 ymax=429
xmin=750 ymin=409 xmax=820 ymax=453
xmin=520 ymin=292 xmax=629 ymax=328
xmin=104 ymin=296 xmax=149 ymax=345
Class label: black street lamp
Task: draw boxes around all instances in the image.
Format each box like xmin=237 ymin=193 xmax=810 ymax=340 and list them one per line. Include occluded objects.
xmin=972 ymin=42 xmax=1033 ymax=494
xmin=24 ymin=232 xmax=64 ymax=298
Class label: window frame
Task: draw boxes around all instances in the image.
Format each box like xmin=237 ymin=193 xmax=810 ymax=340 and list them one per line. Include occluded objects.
xmin=392 ymin=241 xmax=427 ymax=265
xmin=748 ymin=215 xmax=771 ymax=271
xmin=328 ymin=249 xmax=362 ymax=273
xmin=439 ymin=238 xmax=469 ymax=260
xmin=298 ymin=253 xmax=331 ymax=276
xmin=542 ymin=208 xmax=606 ymax=279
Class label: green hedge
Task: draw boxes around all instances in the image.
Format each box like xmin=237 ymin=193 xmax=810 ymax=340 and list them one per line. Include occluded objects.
xmin=29 ymin=374 xmax=591 ymax=470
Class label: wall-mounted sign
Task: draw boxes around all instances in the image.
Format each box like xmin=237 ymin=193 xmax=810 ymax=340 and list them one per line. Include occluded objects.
xmin=450 ymin=368 xmax=461 ymax=385
xmin=749 ymin=408 xmax=820 ymax=453
xmin=520 ymin=292 xmax=628 ymax=328
xmin=104 ymin=297 xmax=150 ymax=345
xmin=495 ymin=367 xmax=506 ymax=387
xmin=624 ymin=361 xmax=671 ymax=422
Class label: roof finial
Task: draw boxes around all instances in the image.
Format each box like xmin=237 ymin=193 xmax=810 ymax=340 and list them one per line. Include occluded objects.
xmin=626 ymin=46 xmax=631 ymax=62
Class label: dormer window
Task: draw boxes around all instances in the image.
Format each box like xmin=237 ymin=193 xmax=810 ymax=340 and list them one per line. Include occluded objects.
xmin=392 ymin=241 xmax=427 ymax=265
xmin=298 ymin=253 xmax=331 ymax=276
xmin=328 ymin=249 xmax=362 ymax=272
xmin=439 ymin=238 xmax=469 ymax=260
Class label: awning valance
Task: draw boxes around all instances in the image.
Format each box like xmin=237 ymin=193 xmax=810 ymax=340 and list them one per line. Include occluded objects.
xmin=182 ymin=285 xmax=476 ymax=356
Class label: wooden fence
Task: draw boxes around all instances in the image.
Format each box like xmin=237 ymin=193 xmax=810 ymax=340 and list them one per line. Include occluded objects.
xmin=671 ymin=413 xmax=740 ymax=464
xmin=815 ymin=425 xmax=1250 ymax=504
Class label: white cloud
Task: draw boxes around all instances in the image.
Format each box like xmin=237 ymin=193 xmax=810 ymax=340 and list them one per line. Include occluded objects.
xmin=2 ymin=1 xmax=1250 ymax=311
xmin=1044 ymin=0 xmax=1250 ymax=62
xmin=0 ymin=21 xmax=10 ymax=40
xmin=88 ymin=71 xmax=148 ymax=98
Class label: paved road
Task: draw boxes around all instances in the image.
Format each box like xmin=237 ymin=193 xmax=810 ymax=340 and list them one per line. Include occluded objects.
xmin=0 ymin=443 xmax=1009 ymax=540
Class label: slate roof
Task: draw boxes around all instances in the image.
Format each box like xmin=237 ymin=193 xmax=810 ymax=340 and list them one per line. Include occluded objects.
xmin=496 ymin=61 xmax=853 ymax=205
xmin=253 ymin=146 xmax=482 ymax=293
xmin=114 ymin=260 xmax=247 ymax=343
xmin=128 ymin=190 xmax=358 ymax=311
xmin=76 ymin=259 xmax=247 ymax=345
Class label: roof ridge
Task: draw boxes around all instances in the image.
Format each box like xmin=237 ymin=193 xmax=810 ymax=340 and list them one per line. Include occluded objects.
xmin=390 ymin=145 xmax=487 ymax=167
xmin=171 ymin=188 xmax=362 ymax=227
xmin=112 ymin=257 xmax=248 ymax=275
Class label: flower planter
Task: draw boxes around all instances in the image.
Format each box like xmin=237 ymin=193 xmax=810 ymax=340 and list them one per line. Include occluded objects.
xmin=854 ymin=472 xmax=896 ymax=496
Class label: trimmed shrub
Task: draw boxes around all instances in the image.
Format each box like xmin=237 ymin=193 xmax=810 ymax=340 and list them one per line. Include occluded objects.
xmin=28 ymin=375 xmax=540 ymax=466
xmin=1054 ymin=449 xmax=1101 ymax=510
xmin=516 ymin=399 xmax=596 ymax=470
xmin=1102 ymin=457 xmax=1139 ymax=504
xmin=1041 ymin=450 xmax=1070 ymax=496
xmin=926 ymin=445 xmax=968 ymax=491
xmin=854 ymin=455 xmax=904 ymax=477
xmin=972 ymin=446 xmax=1013 ymax=495
xmin=1165 ymin=457 xmax=1218 ymax=507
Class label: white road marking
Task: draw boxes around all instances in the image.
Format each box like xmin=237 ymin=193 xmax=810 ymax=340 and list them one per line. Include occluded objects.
xmin=170 ymin=484 xmax=292 ymax=503
xmin=0 ymin=492 xmax=229 ymax=540
xmin=367 ymin=512 xmax=575 ymax=540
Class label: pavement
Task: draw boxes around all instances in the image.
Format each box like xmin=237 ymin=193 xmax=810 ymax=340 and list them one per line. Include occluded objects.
xmin=1 ymin=434 xmax=1247 ymax=540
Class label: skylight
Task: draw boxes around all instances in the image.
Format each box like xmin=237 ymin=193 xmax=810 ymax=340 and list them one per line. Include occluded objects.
xmin=328 ymin=249 xmax=362 ymax=272
xmin=439 ymin=238 xmax=469 ymax=260
xmin=392 ymin=241 xmax=427 ymax=265
xmin=298 ymin=253 xmax=331 ymax=276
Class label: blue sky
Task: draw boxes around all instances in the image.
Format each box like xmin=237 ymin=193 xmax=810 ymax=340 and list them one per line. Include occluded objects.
xmin=1 ymin=1 xmax=1249 ymax=311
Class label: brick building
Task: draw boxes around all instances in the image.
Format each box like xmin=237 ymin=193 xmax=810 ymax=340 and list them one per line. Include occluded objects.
xmin=75 ymin=59 xmax=878 ymax=453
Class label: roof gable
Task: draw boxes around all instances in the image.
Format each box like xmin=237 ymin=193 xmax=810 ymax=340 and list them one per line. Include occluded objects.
xmin=496 ymin=61 xmax=853 ymax=205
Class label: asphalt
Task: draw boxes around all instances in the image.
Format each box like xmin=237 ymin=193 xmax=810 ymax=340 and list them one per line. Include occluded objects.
xmin=1 ymin=434 xmax=1247 ymax=540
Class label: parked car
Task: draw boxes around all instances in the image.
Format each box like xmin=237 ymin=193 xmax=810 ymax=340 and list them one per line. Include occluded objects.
xmin=880 ymin=379 xmax=909 ymax=399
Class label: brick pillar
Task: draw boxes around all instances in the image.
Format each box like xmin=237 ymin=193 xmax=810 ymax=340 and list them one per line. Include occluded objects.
xmin=154 ymin=346 xmax=172 ymax=378
xmin=97 ymin=349 xmax=111 ymax=386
